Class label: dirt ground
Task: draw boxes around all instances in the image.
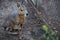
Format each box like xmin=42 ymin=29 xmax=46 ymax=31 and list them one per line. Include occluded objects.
xmin=0 ymin=0 xmax=60 ymax=40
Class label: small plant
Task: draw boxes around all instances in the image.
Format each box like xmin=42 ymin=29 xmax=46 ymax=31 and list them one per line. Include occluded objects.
xmin=42 ymin=24 xmax=59 ymax=40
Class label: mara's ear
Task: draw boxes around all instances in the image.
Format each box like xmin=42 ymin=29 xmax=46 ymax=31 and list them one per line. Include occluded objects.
xmin=17 ymin=3 xmax=20 ymax=8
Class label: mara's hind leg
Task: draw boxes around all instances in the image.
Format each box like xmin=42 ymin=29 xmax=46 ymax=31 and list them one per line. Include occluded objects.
xmin=9 ymin=20 xmax=16 ymax=32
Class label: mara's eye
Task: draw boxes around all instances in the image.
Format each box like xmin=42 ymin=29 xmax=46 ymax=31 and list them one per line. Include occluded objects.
xmin=21 ymin=10 xmax=23 ymax=11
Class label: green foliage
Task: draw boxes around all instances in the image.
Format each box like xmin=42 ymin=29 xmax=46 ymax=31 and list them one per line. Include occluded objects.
xmin=42 ymin=24 xmax=59 ymax=40
xmin=30 ymin=36 xmax=35 ymax=40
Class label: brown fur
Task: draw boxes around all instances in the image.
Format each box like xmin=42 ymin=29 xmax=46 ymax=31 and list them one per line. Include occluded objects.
xmin=9 ymin=6 xmax=25 ymax=29
xmin=16 ymin=12 xmax=25 ymax=25
xmin=9 ymin=20 xmax=16 ymax=28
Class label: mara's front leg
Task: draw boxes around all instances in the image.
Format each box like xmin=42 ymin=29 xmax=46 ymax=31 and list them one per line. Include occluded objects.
xmin=18 ymin=24 xmax=23 ymax=40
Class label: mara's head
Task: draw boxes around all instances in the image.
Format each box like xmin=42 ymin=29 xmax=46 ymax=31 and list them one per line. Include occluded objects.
xmin=17 ymin=3 xmax=28 ymax=17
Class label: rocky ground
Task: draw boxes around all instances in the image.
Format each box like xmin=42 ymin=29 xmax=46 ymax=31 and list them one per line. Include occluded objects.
xmin=0 ymin=0 xmax=60 ymax=40
xmin=0 ymin=0 xmax=44 ymax=40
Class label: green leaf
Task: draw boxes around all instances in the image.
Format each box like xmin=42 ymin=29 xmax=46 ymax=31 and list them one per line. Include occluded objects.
xmin=43 ymin=34 xmax=46 ymax=38
xmin=42 ymin=24 xmax=48 ymax=32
